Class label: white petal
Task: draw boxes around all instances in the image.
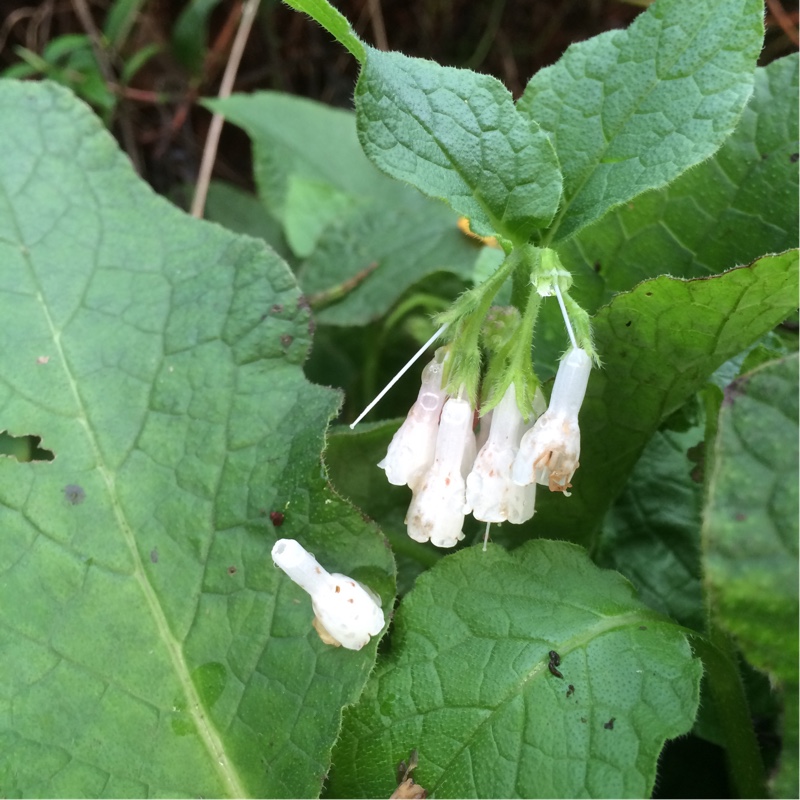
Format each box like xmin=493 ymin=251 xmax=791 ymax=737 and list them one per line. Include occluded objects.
xmin=405 ymin=398 xmax=472 ymax=547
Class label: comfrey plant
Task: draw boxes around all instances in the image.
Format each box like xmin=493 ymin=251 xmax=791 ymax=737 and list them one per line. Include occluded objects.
xmin=3 ymin=0 xmax=795 ymax=796
xmin=363 ymin=245 xmax=597 ymax=548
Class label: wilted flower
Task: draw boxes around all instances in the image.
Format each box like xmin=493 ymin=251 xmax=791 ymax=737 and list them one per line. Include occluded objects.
xmin=405 ymin=397 xmax=475 ymax=548
xmin=465 ymin=383 xmax=537 ymax=523
xmin=512 ymin=348 xmax=592 ymax=494
xmin=271 ymin=538 xmax=385 ymax=650
xmin=378 ymin=351 xmax=448 ymax=490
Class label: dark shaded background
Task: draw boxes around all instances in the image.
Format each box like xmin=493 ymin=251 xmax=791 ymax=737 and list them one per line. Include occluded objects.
xmin=0 ymin=0 xmax=796 ymax=197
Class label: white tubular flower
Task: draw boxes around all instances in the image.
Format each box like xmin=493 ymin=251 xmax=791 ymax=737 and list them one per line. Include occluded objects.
xmin=378 ymin=353 xmax=448 ymax=490
xmin=271 ymin=539 xmax=385 ymax=651
xmin=512 ymin=348 xmax=592 ymax=494
xmin=465 ymin=383 xmax=536 ymax=524
xmin=405 ymin=397 xmax=473 ymax=548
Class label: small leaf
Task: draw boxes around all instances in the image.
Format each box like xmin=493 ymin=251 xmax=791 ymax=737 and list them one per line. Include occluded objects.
xmin=519 ymin=0 xmax=764 ymax=241
xmin=328 ymin=540 xmax=701 ymax=799
xmin=530 ymin=251 xmax=800 ymax=548
xmin=0 ymin=80 xmax=394 ymax=797
xmin=355 ymin=47 xmax=563 ymax=244
xmin=559 ymin=55 xmax=800 ymax=304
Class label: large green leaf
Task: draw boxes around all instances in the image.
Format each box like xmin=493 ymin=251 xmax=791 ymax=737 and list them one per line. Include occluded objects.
xmin=328 ymin=540 xmax=702 ymax=798
xmin=702 ymin=354 xmax=799 ymax=796
xmin=355 ymin=47 xmax=563 ymax=243
xmin=518 ymin=0 xmax=764 ymax=242
xmin=0 ymin=80 xmax=394 ymax=797
xmin=597 ymin=423 xmax=705 ymax=631
xmin=559 ymin=54 xmax=800 ymax=307
xmin=530 ymin=251 xmax=799 ymax=548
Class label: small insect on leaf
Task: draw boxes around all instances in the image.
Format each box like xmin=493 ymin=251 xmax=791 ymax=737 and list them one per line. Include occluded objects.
xmin=548 ymin=649 xmax=564 ymax=679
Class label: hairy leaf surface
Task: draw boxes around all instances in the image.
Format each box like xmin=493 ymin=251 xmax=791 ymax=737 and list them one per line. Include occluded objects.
xmin=328 ymin=540 xmax=701 ymax=798
xmin=0 ymin=81 xmax=394 ymax=798
xmin=519 ymin=0 xmax=764 ymax=241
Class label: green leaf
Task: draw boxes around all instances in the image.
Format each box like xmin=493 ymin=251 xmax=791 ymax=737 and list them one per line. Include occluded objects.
xmin=0 ymin=80 xmax=394 ymax=797
xmin=206 ymin=92 xmax=407 ymax=221
xmin=209 ymin=92 xmax=482 ymax=326
xmin=201 ymin=179 xmax=291 ymax=260
xmin=328 ymin=540 xmax=702 ymax=798
xmin=559 ymin=55 xmax=800 ymax=306
xmin=530 ymin=251 xmax=800 ymax=548
xmin=703 ymin=354 xmax=798 ymax=681
xmin=598 ymin=424 xmax=705 ymax=631
xmin=355 ymin=47 xmax=563 ymax=243
xmin=519 ymin=0 xmax=764 ymax=242
xmin=171 ymin=0 xmax=224 ymax=75
xmin=703 ymin=354 xmax=799 ymax=686
xmin=299 ymin=194 xmax=479 ymax=325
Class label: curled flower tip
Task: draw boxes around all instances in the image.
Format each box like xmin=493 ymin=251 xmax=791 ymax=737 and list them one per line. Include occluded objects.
xmin=405 ymin=397 xmax=474 ymax=548
xmin=379 ymin=352 xmax=448 ymax=490
xmin=271 ymin=538 xmax=385 ymax=651
xmin=512 ymin=348 xmax=592 ymax=494
xmin=465 ymin=383 xmax=536 ymax=524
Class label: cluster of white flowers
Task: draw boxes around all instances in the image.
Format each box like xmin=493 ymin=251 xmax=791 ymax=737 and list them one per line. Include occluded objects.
xmin=271 ymin=538 xmax=385 ymax=650
xmin=379 ymin=347 xmax=592 ymax=548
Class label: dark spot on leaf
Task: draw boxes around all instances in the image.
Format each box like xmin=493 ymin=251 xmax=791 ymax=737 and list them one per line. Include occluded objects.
xmin=228 ymin=566 xmax=237 ymax=575
xmin=791 ymin=153 xmax=799 ymax=163
xmin=580 ymin=716 xmax=587 ymax=723
xmin=150 ymin=548 xmax=159 ymax=564
xmin=593 ymin=260 xmax=601 ymax=273
xmin=625 ymin=320 xmax=632 ymax=328
xmin=548 ymin=650 xmax=563 ymax=678
xmin=271 ymin=303 xmax=283 ymax=314
xmin=270 ymin=511 xmax=285 ymax=527
xmin=566 ymin=684 xmax=575 ymax=698
xmin=280 ymin=334 xmax=293 ymax=348
xmin=297 ymin=295 xmax=311 ymax=311
xmin=604 ymin=717 xmax=616 ymax=730
xmin=761 ymin=153 xmax=769 ymax=160
xmin=735 ymin=512 xmax=747 ymax=522
xmin=639 ymin=626 xmax=647 ymax=631
xmin=64 ymin=484 xmax=85 ymax=505
xmin=645 ymin=291 xmax=653 ymax=297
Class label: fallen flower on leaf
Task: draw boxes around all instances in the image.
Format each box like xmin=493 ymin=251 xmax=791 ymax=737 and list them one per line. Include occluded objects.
xmin=271 ymin=538 xmax=385 ymax=650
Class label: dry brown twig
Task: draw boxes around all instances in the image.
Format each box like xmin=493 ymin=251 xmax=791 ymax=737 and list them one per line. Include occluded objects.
xmin=191 ymin=0 xmax=262 ymax=219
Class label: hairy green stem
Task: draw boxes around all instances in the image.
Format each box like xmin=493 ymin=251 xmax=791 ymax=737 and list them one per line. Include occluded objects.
xmin=686 ymin=628 xmax=767 ymax=798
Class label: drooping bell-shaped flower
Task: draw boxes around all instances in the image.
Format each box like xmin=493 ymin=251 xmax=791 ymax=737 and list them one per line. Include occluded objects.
xmin=512 ymin=348 xmax=592 ymax=494
xmin=405 ymin=397 xmax=474 ymax=548
xmin=465 ymin=383 xmax=537 ymax=523
xmin=378 ymin=351 xmax=448 ymax=490
xmin=271 ymin=538 xmax=385 ymax=651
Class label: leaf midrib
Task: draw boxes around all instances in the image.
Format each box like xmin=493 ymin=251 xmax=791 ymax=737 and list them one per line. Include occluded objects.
xmin=6 ymin=174 xmax=248 ymax=797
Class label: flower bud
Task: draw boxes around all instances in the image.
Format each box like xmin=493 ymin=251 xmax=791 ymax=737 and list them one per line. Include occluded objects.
xmin=378 ymin=352 xmax=448 ymax=490
xmin=405 ymin=397 xmax=474 ymax=548
xmin=512 ymin=348 xmax=592 ymax=494
xmin=271 ymin=539 xmax=385 ymax=651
